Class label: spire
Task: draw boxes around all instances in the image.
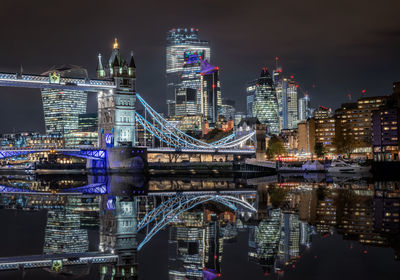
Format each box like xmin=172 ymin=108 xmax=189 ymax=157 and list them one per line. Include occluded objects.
xmin=113 ymin=38 xmax=119 ymax=50
xmin=112 ymin=55 xmax=120 ymax=67
xmin=129 ymin=51 xmax=136 ymax=68
xmin=97 ymin=53 xmax=105 ymax=78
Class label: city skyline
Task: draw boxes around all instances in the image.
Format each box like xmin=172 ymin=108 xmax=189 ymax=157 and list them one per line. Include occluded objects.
xmin=0 ymin=0 xmax=399 ymax=133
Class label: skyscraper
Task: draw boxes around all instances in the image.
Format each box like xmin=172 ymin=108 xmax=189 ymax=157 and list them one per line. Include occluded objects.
xmin=246 ymin=79 xmax=257 ymax=117
xmin=166 ymin=28 xmax=210 ymax=112
xmin=285 ymin=78 xmax=298 ymax=129
xmin=175 ymin=88 xmax=198 ymax=116
xmin=179 ymin=51 xmax=204 ymax=112
xmin=273 ymin=67 xmax=284 ymax=130
xmin=298 ymin=95 xmax=311 ymax=121
xmin=252 ymin=68 xmax=280 ymax=134
xmin=200 ymin=60 xmax=221 ymax=124
xmin=41 ymin=65 xmax=88 ymax=135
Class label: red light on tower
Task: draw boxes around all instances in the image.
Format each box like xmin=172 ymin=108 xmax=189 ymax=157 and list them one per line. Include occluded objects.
xmin=290 ymin=75 xmax=294 ymax=79
xmin=295 ymin=84 xmax=299 ymax=88
xmin=275 ymin=56 xmax=279 ymax=61
xmin=212 ymin=84 xmax=216 ymax=88
xmin=361 ymin=89 xmax=366 ymax=95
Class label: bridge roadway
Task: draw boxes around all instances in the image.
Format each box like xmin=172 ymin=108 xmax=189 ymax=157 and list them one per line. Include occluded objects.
xmin=0 ymin=252 xmax=118 ymax=271
xmin=0 ymin=72 xmax=115 ymax=92
xmin=0 ymin=147 xmax=255 ymax=160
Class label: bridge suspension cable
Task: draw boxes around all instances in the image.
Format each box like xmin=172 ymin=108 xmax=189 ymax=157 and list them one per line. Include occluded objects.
xmin=136 ymin=93 xmax=255 ymax=150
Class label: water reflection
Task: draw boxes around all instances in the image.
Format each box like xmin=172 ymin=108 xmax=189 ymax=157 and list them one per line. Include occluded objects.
xmin=0 ymin=175 xmax=399 ymax=279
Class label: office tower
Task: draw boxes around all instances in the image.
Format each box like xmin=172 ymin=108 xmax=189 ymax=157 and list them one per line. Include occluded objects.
xmin=246 ymin=79 xmax=257 ymax=117
xmin=220 ymin=98 xmax=236 ymax=120
xmin=285 ymin=78 xmax=298 ymax=129
xmin=180 ymin=51 xmax=204 ymax=111
xmin=336 ymin=96 xmax=387 ymax=155
xmin=97 ymin=39 xmax=137 ymax=148
xmin=200 ymin=60 xmax=221 ymax=124
xmin=298 ymin=95 xmax=311 ymax=121
xmin=78 ymin=113 xmax=98 ymax=131
xmin=166 ymin=28 xmax=210 ymax=113
xmin=41 ymin=65 xmax=88 ymax=135
xmin=273 ymin=67 xmax=284 ymax=130
xmin=314 ymin=106 xmax=332 ymax=119
xmin=252 ymin=68 xmax=280 ymax=134
xmin=175 ymin=88 xmax=198 ymax=116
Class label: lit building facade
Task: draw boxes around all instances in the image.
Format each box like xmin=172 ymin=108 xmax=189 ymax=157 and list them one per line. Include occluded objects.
xmin=166 ymin=28 xmax=210 ymax=110
xmin=41 ymin=66 xmax=88 ymax=135
xmin=200 ymin=60 xmax=221 ymax=124
xmin=284 ymin=78 xmax=298 ymax=129
xmin=246 ymin=79 xmax=257 ymax=117
xmin=273 ymin=68 xmax=284 ymax=130
xmin=175 ymin=87 xmax=198 ymax=116
xmin=220 ymin=98 xmax=236 ymax=120
xmin=298 ymin=95 xmax=311 ymax=121
xmin=252 ymin=68 xmax=280 ymax=135
xmin=335 ymin=96 xmax=387 ymax=156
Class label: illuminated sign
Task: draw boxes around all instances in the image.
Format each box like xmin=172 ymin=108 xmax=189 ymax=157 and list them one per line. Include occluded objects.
xmin=184 ymin=50 xmax=204 ymax=62
xmin=49 ymin=71 xmax=61 ymax=84
xmin=107 ymin=196 xmax=116 ymax=210
xmin=51 ymin=260 xmax=63 ymax=272
xmin=105 ymin=133 xmax=114 ymax=147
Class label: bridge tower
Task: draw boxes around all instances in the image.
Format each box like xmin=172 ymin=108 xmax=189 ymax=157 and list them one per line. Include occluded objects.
xmin=99 ymin=194 xmax=138 ymax=279
xmin=97 ymin=38 xmax=137 ymax=148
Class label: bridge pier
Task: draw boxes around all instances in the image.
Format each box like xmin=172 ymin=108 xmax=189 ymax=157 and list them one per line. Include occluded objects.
xmin=86 ymin=147 xmax=148 ymax=173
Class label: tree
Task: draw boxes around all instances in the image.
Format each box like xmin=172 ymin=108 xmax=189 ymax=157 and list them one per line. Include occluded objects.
xmin=266 ymin=135 xmax=286 ymax=159
xmin=314 ymin=142 xmax=326 ymax=158
xmin=203 ymin=128 xmax=232 ymax=143
xmin=333 ymin=124 xmax=363 ymax=158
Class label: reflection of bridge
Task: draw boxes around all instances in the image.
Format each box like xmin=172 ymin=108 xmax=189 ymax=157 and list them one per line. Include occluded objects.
xmin=0 ymin=252 xmax=117 ymax=271
xmin=136 ymin=190 xmax=257 ymax=250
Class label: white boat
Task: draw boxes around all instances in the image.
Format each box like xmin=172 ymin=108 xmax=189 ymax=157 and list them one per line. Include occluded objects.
xmin=327 ymin=160 xmax=370 ymax=173
xmin=302 ymin=160 xmax=325 ymax=172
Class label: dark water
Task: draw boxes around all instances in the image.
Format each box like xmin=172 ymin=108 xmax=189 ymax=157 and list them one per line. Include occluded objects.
xmin=0 ymin=174 xmax=399 ymax=279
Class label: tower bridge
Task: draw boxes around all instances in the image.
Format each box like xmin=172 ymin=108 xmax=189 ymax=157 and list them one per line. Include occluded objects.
xmin=0 ymin=39 xmax=257 ymax=171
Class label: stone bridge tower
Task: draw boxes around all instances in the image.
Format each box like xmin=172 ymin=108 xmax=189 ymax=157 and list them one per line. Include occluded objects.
xmin=97 ymin=38 xmax=136 ymax=149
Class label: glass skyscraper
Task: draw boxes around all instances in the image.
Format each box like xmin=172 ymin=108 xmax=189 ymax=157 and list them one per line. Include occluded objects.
xmin=41 ymin=66 xmax=88 ymax=135
xmin=246 ymin=79 xmax=257 ymax=117
xmin=298 ymin=95 xmax=311 ymax=121
xmin=252 ymin=68 xmax=280 ymax=134
xmin=285 ymin=78 xmax=298 ymax=129
xmin=200 ymin=60 xmax=221 ymax=124
xmin=166 ymin=28 xmax=210 ymax=114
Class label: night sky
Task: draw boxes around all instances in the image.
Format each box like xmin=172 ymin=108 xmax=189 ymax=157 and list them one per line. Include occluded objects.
xmin=1 ymin=0 xmax=400 ymax=133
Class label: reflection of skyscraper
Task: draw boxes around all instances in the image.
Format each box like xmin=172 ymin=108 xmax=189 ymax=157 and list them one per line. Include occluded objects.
xmin=43 ymin=207 xmax=89 ymax=254
xmin=166 ymin=28 xmax=210 ymax=112
xmin=248 ymin=209 xmax=282 ymax=272
xmin=278 ymin=213 xmax=300 ymax=264
xmin=41 ymin=66 xmax=88 ymax=135
xmin=168 ymin=208 xmax=227 ymax=279
xmin=169 ymin=211 xmax=205 ymax=280
xmin=252 ymin=68 xmax=280 ymax=134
